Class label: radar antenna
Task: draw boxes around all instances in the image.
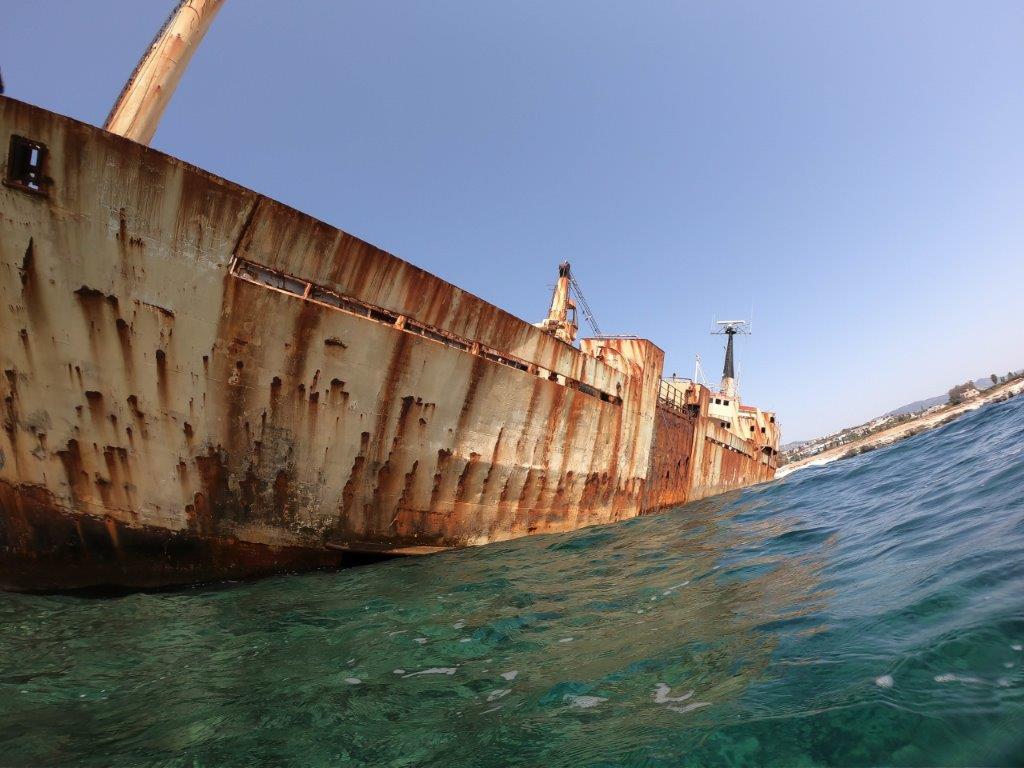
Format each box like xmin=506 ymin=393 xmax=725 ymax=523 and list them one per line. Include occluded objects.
xmin=712 ymin=320 xmax=751 ymax=334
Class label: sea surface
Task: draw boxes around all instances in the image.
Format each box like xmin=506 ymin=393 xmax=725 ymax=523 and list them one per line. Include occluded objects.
xmin=2 ymin=396 xmax=1023 ymax=767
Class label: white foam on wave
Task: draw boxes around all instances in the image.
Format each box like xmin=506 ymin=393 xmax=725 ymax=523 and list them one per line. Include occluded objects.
xmin=453 ymin=620 xmax=466 ymax=630
xmin=565 ymin=695 xmax=606 ymax=709
xmin=344 ymin=677 xmax=361 ymax=685
xmin=413 ymin=637 xmax=428 ymax=644
xmin=653 ymin=683 xmax=694 ymax=704
xmin=934 ymin=673 xmax=984 ymax=684
xmin=403 ymin=667 xmax=457 ymax=678
xmin=500 ymin=670 xmax=518 ymax=681
xmin=874 ymin=675 xmax=894 ymax=689
xmin=662 ymin=581 xmax=690 ymax=596
xmin=558 ymin=637 xmax=574 ymax=643
xmin=486 ymin=689 xmax=510 ymax=702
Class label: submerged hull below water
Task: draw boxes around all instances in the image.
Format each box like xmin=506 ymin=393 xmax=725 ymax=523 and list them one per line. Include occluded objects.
xmin=0 ymin=97 xmax=779 ymax=591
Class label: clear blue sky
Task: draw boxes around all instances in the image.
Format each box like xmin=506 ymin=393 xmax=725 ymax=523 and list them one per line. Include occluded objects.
xmin=4 ymin=1 xmax=1023 ymax=441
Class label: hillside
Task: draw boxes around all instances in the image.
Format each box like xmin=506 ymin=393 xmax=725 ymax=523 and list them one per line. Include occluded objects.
xmin=883 ymin=372 xmax=1020 ymax=418
xmin=780 ymin=370 xmax=1024 ymax=475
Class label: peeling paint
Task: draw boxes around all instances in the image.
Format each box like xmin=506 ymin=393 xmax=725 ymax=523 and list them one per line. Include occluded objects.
xmin=0 ymin=95 xmax=777 ymax=592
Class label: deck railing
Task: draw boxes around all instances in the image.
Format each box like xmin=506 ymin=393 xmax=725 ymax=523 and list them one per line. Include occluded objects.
xmin=229 ymin=256 xmax=626 ymax=406
xmin=658 ymin=380 xmax=692 ymax=416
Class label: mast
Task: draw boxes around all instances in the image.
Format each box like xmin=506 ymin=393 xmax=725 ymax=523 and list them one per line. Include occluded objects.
xmin=712 ymin=320 xmax=749 ymax=399
xmin=104 ymin=0 xmax=226 ymax=145
xmin=722 ymin=328 xmax=736 ymax=379
xmin=535 ymin=262 xmax=579 ymax=344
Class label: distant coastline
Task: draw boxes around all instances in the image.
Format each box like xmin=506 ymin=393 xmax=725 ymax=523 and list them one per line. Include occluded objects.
xmin=777 ymin=375 xmax=1024 ymax=478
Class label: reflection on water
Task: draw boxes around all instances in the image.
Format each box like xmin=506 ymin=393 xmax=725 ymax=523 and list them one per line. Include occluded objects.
xmin=2 ymin=397 xmax=1024 ymax=766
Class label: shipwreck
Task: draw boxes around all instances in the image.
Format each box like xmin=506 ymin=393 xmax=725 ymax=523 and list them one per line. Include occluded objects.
xmin=0 ymin=0 xmax=779 ymax=591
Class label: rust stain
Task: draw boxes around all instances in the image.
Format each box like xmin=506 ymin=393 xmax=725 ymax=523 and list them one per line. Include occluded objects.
xmin=0 ymin=478 xmax=341 ymax=593
xmin=0 ymin=95 xmax=777 ymax=591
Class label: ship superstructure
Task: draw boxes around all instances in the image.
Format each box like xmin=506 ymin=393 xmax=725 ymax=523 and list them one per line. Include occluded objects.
xmin=0 ymin=3 xmax=779 ymax=591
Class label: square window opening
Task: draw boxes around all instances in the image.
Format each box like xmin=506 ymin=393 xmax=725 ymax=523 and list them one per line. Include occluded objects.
xmin=6 ymin=135 xmax=47 ymax=194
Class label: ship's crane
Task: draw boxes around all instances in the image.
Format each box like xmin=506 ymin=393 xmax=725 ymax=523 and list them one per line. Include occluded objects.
xmin=536 ymin=263 xmax=578 ymax=344
xmin=536 ymin=262 xmax=604 ymax=344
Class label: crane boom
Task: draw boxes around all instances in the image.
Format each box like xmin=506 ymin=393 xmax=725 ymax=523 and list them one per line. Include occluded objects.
xmin=104 ymin=0 xmax=226 ymax=145
xmin=570 ymin=274 xmax=603 ymax=336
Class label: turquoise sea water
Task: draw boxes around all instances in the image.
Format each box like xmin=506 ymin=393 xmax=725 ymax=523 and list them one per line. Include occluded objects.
xmin=2 ymin=396 xmax=1023 ymax=767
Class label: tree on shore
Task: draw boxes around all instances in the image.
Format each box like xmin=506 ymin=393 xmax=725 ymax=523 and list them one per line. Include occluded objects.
xmin=991 ymin=374 xmax=998 ymax=385
xmin=948 ymin=381 xmax=978 ymax=405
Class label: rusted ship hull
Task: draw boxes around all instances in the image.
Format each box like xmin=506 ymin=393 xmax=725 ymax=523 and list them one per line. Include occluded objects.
xmin=0 ymin=97 xmax=778 ymax=591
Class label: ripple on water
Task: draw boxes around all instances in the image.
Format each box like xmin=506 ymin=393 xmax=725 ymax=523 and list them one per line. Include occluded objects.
xmin=2 ymin=398 xmax=1024 ymax=766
